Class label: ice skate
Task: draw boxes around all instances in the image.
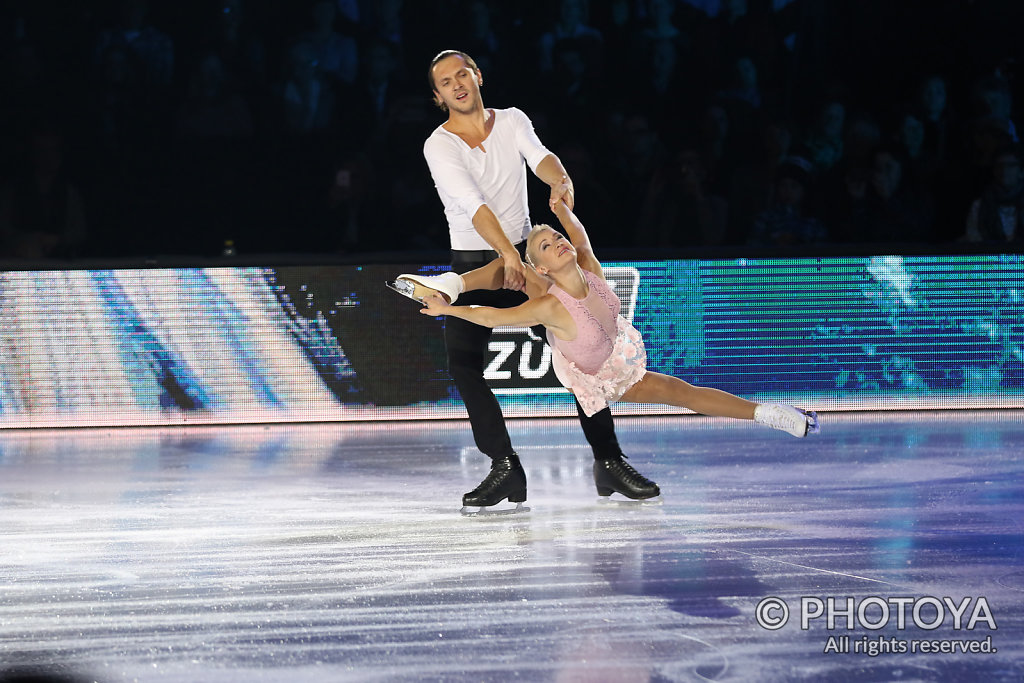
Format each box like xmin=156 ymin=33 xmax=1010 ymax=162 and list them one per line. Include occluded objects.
xmin=754 ymin=403 xmax=820 ymax=437
xmin=596 ymin=495 xmax=663 ymax=508
xmin=594 ymin=457 xmax=661 ymax=500
xmin=460 ymin=501 xmax=530 ymax=517
xmin=461 ymin=454 xmax=527 ymax=514
xmin=386 ymin=271 xmax=463 ymax=304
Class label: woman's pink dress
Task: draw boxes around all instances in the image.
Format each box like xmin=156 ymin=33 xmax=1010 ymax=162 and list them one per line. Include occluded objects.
xmin=546 ymin=270 xmax=647 ymax=416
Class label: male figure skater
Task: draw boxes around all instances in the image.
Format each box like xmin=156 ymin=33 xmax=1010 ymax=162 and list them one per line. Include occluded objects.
xmin=421 ymin=49 xmax=658 ymax=509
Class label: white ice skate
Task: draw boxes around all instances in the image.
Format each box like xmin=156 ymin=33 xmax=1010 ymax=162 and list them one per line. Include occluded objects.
xmin=754 ymin=403 xmax=820 ymax=437
xmin=386 ymin=271 xmax=464 ymax=304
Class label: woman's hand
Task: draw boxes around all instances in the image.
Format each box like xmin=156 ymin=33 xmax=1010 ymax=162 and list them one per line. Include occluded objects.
xmin=419 ymin=293 xmax=451 ymax=316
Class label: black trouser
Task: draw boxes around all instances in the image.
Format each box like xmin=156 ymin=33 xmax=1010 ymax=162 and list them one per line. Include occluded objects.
xmin=447 ymin=247 xmax=625 ymax=462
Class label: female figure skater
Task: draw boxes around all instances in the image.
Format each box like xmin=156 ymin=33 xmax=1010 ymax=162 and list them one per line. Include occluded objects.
xmin=399 ymin=199 xmax=819 ymax=470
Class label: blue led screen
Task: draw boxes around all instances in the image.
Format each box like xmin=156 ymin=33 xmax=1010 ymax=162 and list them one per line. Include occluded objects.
xmin=0 ymin=254 xmax=1020 ymax=428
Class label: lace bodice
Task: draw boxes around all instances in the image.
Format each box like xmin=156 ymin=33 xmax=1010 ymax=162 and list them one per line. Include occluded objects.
xmin=546 ymin=270 xmax=621 ymax=374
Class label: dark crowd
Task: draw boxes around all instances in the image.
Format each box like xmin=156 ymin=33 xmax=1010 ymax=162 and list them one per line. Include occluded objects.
xmin=1 ymin=0 xmax=1023 ymax=263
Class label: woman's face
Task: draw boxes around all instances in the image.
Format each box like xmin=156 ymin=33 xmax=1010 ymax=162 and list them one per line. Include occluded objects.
xmin=529 ymin=227 xmax=576 ymax=274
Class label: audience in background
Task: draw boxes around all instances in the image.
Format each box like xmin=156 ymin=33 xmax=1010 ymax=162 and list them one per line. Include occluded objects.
xmin=841 ymin=145 xmax=933 ymax=244
xmin=747 ymin=155 xmax=825 ymax=247
xmin=639 ymin=148 xmax=729 ymax=247
xmin=964 ymin=144 xmax=1024 ymax=244
xmin=175 ymin=53 xmax=254 ymax=140
xmin=728 ymin=117 xmax=794 ymax=244
xmin=299 ymin=1 xmax=358 ymax=89
xmin=0 ymin=0 xmax=1021 ymax=260
xmin=280 ymin=41 xmax=336 ymax=135
xmin=94 ymin=0 xmax=174 ymax=91
xmin=537 ymin=0 xmax=603 ymax=74
xmin=918 ymin=74 xmax=952 ymax=162
xmin=0 ymin=128 xmax=87 ymax=258
xmin=803 ymin=99 xmax=846 ymax=174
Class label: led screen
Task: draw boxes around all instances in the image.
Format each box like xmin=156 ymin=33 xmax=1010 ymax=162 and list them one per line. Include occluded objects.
xmin=0 ymin=254 xmax=1020 ymax=428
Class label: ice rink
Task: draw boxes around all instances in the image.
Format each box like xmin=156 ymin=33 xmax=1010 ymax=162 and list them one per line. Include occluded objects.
xmin=1 ymin=411 xmax=1022 ymax=682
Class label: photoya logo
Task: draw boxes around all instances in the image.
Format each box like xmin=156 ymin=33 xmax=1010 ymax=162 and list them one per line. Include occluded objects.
xmin=484 ymin=267 xmax=640 ymax=392
xmin=755 ymin=596 xmax=998 ymax=631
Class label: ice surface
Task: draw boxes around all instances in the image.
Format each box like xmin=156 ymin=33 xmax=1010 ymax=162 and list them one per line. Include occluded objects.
xmin=0 ymin=413 xmax=1021 ymax=681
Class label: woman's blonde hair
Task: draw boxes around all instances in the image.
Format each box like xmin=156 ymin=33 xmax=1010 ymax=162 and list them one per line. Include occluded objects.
xmin=524 ymin=224 xmax=554 ymax=268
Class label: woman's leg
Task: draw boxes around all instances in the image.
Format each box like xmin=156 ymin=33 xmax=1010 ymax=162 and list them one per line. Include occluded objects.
xmin=619 ymin=372 xmax=756 ymax=419
xmin=619 ymin=372 xmax=817 ymax=437
xmin=399 ymin=258 xmax=550 ymax=302
xmin=394 ymin=259 xmax=504 ymax=303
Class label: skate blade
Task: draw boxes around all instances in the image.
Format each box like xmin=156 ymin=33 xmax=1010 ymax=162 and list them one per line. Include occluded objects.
xmin=385 ymin=278 xmax=450 ymax=304
xmin=460 ymin=502 xmax=530 ymax=517
xmin=597 ymin=494 xmax=664 ymax=506
xmin=385 ymin=278 xmax=423 ymax=303
xmin=804 ymin=410 xmax=820 ymax=435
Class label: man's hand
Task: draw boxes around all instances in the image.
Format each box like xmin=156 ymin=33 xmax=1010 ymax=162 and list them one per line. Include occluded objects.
xmin=502 ymin=252 xmax=527 ymax=291
xmin=549 ymin=174 xmax=574 ymax=212
xmin=551 ymin=197 xmax=571 ymax=219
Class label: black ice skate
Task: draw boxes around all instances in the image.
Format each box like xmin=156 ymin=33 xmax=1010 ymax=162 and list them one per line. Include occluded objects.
xmin=594 ymin=457 xmax=661 ymax=500
xmin=461 ymin=454 xmax=527 ymax=515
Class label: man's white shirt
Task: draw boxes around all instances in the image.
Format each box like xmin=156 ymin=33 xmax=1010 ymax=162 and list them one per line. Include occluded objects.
xmin=424 ymin=107 xmax=551 ymax=250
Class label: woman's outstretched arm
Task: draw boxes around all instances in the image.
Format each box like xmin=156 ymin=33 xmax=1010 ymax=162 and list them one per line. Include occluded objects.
xmin=419 ymin=292 xmax=574 ymax=339
xmin=551 ymin=200 xmax=603 ymax=279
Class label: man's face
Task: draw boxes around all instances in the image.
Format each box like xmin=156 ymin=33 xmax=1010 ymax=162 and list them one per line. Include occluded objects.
xmin=431 ymin=55 xmax=482 ymax=114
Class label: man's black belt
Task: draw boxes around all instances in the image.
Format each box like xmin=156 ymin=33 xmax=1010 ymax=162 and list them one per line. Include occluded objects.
xmin=450 ymin=242 xmax=526 ymax=265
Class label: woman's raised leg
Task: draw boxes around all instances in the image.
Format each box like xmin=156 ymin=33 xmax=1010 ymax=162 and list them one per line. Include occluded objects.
xmin=620 ymin=372 xmax=817 ymax=437
xmin=620 ymin=372 xmax=756 ymax=419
